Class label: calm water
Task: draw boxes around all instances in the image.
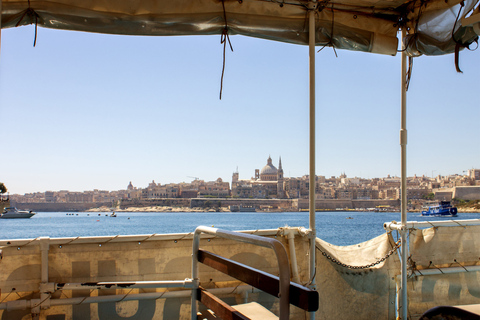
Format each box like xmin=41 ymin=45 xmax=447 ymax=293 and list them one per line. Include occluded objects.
xmin=1 ymin=211 xmax=480 ymax=246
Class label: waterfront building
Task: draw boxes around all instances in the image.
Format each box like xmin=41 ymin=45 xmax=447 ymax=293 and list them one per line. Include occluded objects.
xmin=198 ymin=178 xmax=230 ymax=197
xmin=396 ymin=187 xmax=431 ymax=200
xmin=231 ymin=156 xmax=285 ymax=199
xmin=8 ymin=167 xmax=479 ymax=205
xmin=469 ymin=169 xmax=480 ymax=183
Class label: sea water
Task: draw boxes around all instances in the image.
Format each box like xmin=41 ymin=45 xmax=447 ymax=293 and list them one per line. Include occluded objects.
xmin=1 ymin=211 xmax=479 ymax=245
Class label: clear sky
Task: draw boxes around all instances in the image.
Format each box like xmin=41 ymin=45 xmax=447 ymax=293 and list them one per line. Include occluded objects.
xmin=0 ymin=25 xmax=479 ymax=194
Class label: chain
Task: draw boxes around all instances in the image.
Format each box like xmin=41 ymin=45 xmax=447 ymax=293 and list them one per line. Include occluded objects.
xmin=316 ymin=239 xmax=402 ymax=270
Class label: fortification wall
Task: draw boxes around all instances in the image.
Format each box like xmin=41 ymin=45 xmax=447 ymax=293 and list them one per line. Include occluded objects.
xmin=453 ymin=186 xmax=480 ymax=200
xmin=119 ymin=198 xmax=190 ymax=209
xmin=11 ymin=198 xmax=400 ymax=212
xmin=190 ymin=198 xmax=296 ymax=209
xmin=12 ymin=201 xmax=113 ymax=212
xmin=297 ymin=199 xmax=400 ymax=210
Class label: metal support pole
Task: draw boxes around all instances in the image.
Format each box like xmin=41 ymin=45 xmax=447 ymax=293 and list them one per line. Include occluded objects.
xmin=308 ymin=3 xmax=316 ymax=242
xmin=33 ymin=237 xmax=51 ymax=316
xmin=308 ymin=3 xmax=317 ymax=320
xmin=399 ymin=27 xmax=408 ymax=320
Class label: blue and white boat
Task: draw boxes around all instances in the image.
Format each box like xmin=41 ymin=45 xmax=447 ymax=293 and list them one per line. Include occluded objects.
xmin=421 ymin=201 xmax=458 ymax=217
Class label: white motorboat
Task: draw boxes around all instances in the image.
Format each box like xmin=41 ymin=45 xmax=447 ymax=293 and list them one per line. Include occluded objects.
xmin=0 ymin=207 xmax=36 ymax=219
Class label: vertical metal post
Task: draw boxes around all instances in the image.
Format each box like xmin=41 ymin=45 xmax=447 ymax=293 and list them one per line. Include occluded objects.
xmin=35 ymin=237 xmax=51 ymax=316
xmin=308 ymin=3 xmax=317 ymax=320
xmin=191 ymin=229 xmax=201 ymax=320
xmin=399 ymin=28 xmax=408 ymax=320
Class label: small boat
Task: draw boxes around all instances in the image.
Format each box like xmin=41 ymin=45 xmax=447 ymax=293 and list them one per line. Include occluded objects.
xmin=421 ymin=201 xmax=458 ymax=217
xmin=0 ymin=207 xmax=36 ymax=219
xmin=110 ymin=212 xmax=117 ymax=217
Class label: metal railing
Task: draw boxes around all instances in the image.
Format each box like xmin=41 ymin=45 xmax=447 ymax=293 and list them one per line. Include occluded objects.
xmin=191 ymin=226 xmax=292 ymax=320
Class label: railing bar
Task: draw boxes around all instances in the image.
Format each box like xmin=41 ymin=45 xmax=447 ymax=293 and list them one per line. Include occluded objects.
xmin=384 ymin=219 xmax=480 ymax=231
xmin=0 ymin=229 xmax=280 ymax=247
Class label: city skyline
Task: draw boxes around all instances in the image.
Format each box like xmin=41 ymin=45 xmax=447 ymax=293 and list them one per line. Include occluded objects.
xmin=1 ymin=26 xmax=479 ymax=195
xmin=5 ymin=166 xmax=478 ymax=195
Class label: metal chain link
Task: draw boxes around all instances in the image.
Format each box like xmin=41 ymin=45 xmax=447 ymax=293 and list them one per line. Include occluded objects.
xmin=316 ymin=239 xmax=402 ymax=270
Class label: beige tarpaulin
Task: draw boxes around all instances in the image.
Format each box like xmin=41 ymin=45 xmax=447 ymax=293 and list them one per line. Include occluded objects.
xmin=0 ymin=230 xmax=404 ymax=319
xmin=2 ymin=227 xmax=480 ymax=319
xmin=408 ymin=225 xmax=480 ymax=319
xmin=315 ymin=233 xmax=400 ymax=319
xmin=1 ymin=0 xmax=479 ymax=56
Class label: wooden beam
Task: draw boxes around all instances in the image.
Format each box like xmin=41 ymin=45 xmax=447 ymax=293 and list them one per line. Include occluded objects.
xmin=197 ymin=287 xmax=251 ymax=320
xmin=198 ymin=249 xmax=319 ymax=312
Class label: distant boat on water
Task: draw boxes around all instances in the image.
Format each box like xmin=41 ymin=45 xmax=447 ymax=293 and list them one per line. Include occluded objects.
xmin=1 ymin=207 xmax=36 ymax=219
xmin=421 ymin=201 xmax=458 ymax=217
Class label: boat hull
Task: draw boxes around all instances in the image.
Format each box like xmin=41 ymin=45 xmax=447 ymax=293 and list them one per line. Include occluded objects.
xmin=0 ymin=212 xmax=36 ymax=219
xmin=421 ymin=201 xmax=458 ymax=217
xmin=0 ymin=207 xmax=36 ymax=219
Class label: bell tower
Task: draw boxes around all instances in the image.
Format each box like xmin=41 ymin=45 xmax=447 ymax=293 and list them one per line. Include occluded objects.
xmin=277 ymin=157 xmax=284 ymax=198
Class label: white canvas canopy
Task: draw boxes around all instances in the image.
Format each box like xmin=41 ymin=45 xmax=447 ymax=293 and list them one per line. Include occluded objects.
xmin=1 ymin=0 xmax=479 ymax=56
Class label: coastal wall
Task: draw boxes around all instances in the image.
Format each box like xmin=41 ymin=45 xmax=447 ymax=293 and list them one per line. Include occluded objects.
xmin=433 ymin=188 xmax=453 ymax=201
xmin=12 ymin=201 xmax=113 ymax=212
xmin=119 ymin=198 xmax=190 ymax=209
xmin=190 ymin=198 xmax=296 ymax=209
xmin=297 ymin=199 xmax=400 ymax=210
xmin=11 ymin=198 xmax=402 ymax=212
xmin=453 ymin=186 xmax=480 ymax=200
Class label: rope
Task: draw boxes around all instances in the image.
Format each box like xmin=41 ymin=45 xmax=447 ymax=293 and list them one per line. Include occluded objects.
xmin=117 ymin=288 xmax=134 ymax=303
xmin=175 ymin=231 xmax=194 ymax=242
xmin=15 ymin=0 xmax=39 ymax=47
xmin=32 ymin=293 xmax=52 ymax=309
xmin=317 ymin=5 xmax=338 ymax=57
xmin=17 ymin=237 xmax=40 ymax=248
xmin=452 ymin=1 xmax=466 ymax=73
xmin=428 ymin=261 xmax=444 ymax=274
xmin=452 ymin=220 xmax=465 ymax=228
xmin=64 ymin=236 xmax=80 ymax=246
xmin=103 ymin=235 xmax=119 ymax=244
xmin=0 ymin=289 xmax=22 ymax=304
xmin=454 ymin=259 xmax=469 ymax=272
xmin=219 ymin=0 xmax=234 ymax=100
xmin=76 ymin=289 xmax=95 ymax=305
xmin=140 ymin=233 xmax=158 ymax=243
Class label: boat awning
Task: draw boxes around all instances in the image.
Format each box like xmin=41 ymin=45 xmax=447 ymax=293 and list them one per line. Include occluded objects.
xmin=1 ymin=0 xmax=479 ymax=56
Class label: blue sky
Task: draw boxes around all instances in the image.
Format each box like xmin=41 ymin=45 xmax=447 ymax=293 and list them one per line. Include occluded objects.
xmin=0 ymin=25 xmax=479 ymax=194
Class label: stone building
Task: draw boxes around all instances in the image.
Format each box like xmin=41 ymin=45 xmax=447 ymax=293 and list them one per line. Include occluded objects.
xmin=231 ymin=156 xmax=285 ymax=198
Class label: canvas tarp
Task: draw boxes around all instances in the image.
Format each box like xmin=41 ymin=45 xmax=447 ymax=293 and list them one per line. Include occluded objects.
xmin=408 ymin=225 xmax=480 ymax=319
xmin=1 ymin=0 xmax=479 ymax=56
xmin=0 ymin=230 xmax=403 ymax=319
xmin=315 ymin=232 xmax=400 ymax=319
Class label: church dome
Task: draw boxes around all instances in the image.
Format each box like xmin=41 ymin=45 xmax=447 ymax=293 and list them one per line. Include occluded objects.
xmin=260 ymin=164 xmax=277 ymax=175
xmin=259 ymin=156 xmax=278 ymax=181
